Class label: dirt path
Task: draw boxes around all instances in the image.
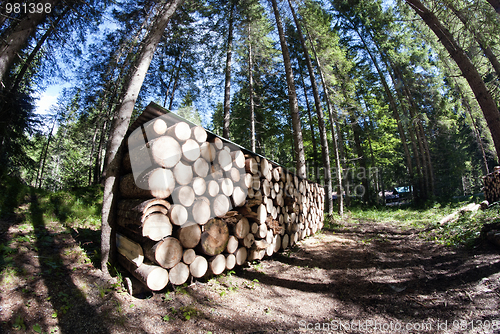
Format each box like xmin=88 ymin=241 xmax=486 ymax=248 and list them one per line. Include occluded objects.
xmin=1 ymin=218 xmax=500 ymax=333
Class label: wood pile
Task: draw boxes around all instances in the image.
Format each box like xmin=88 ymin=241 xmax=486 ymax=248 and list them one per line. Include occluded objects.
xmin=483 ymin=166 xmax=500 ymax=203
xmin=115 ymin=103 xmax=325 ymax=291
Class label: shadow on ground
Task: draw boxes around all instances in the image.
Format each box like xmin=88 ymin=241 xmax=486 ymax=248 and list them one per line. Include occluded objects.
xmin=28 ymin=189 xmax=109 ymax=334
xmin=237 ymin=220 xmax=500 ymax=324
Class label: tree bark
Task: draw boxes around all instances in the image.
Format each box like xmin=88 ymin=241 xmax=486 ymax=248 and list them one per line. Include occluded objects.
xmin=0 ymin=0 xmax=61 ymax=84
xmin=350 ymin=23 xmax=415 ymax=188
xmin=168 ymin=50 xmax=185 ymax=111
xmin=248 ymin=24 xmax=256 ymax=152
xmin=299 ymin=70 xmax=319 ymax=182
xmin=88 ymin=121 xmax=100 ymax=186
xmin=305 ymin=29 xmax=343 ymax=216
xmin=162 ymin=52 xmax=181 ymax=108
xmin=270 ymin=0 xmax=307 ymax=179
xmin=94 ymin=118 xmax=108 ymax=184
xmin=349 ymin=110 xmax=369 ymax=203
xmin=444 ymin=1 xmax=500 ymax=78
xmin=406 ymin=0 xmax=500 ymax=162
xmin=223 ymin=1 xmax=235 ymax=139
xmin=36 ymin=116 xmax=57 ymax=188
xmin=10 ymin=7 xmax=70 ymax=93
xmin=462 ymin=91 xmax=490 ymax=174
xmin=385 ymin=64 xmax=431 ymax=200
xmin=101 ymin=0 xmax=184 ymax=277
xmin=287 ymin=0 xmax=332 ymax=213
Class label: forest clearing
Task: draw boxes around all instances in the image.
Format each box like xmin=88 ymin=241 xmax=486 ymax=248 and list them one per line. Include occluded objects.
xmin=1 ymin=181 xmax=500 ymax=334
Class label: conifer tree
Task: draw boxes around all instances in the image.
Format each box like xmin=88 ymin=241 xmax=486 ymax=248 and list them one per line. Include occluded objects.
xmin=101 ymin=0 xmax=184 ymax=276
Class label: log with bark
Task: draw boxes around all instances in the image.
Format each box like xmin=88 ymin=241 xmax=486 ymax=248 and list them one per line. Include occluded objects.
xmin=198 ymin=218 xmax=229 ymax=256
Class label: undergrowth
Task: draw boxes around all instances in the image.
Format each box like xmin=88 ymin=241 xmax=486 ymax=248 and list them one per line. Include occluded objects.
xmin=0 ymin=173 xmax=31 ymax=218
xmin=1 ymin=174 xmax=103 ymax=229
xmin=425 ymin=204 xmax=500 ymax=247
xmin=38 ymin=186 xmax=103 ymax=228
xmin=324 ymin=201 xmax=500 ymax=248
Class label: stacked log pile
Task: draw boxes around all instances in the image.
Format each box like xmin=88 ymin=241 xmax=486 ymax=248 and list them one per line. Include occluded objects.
xmin=116 ymin=104 xmax=325 ymax=291
xmin=483 ymin=166 xmax=500 ymax=203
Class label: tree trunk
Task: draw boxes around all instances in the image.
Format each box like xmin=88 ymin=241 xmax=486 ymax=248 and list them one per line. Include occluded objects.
xmin=364 ymin=113 xmax=379 ymax=199
xmin=486 ymin=0 xmax=500 ymax=15
xmin=223 ymin=1 xmax=235 ymax=139
xmin=299 ymin=70 xmax=319 ymax=182
xmin=162 ymin=51 xmax=184 ymax=108
xmin=337 ymin=118 xmax=349 ymax=207
xmin=168 ymin=50 xmax=185 ymax=111
xmin=99 ymin=16 xmax=152 ymax=180
xmin=349 ymin=110 xmax=369 ymax=203
xmin=101 ymin=0 xmax=184 ymax=277
xmin=403 ymin=106 xmax=425 ymax=198
xmin=305 ymin=30 xmax=343 ymax=216
xmin=389 ymin=63 xmax=429 ymax=199
xmin=406 ymin=0 xmax=500 ymax=162
xmin=248 ymin=24 xmax=256 ymax=153
xmin=88 ymin=121 xmax=100 ymax=186
xmin=10 ymin=7 xmax=70 ymax=93
xmin=350 ymin=24 xmax=415 ymax=189
xmin=0 ymin=0 xmax=61 ymax=83
xmin=36 ymin=116 xmax=57 ymax=188
xmin=445 ymin=1 xmax=500 ymax=78
xmin=288 ymin=0 xmax=332 ymax=213
xmin=270 ymin=0 xmax=307 ymax=179
xmin=94 ymin=118 xmax=108 ymax=184
xmin=462 ymin=92 xmax=490 ymax=174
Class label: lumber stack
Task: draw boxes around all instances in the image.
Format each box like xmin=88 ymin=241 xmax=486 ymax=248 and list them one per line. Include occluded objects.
xmin=483 ymin=166 xmax=500 ymax=204
xmin=115 ymin=104 xmax=325 ymax=291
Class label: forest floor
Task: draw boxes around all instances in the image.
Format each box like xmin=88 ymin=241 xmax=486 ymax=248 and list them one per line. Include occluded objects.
xmin=1 ymin=197 xmax=500 ymax=333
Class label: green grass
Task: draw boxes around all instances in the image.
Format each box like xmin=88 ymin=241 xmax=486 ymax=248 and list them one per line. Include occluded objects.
xmin=425 ymin=205 xmax=500 ymax=247
xmin=1 ymin=173 xmax=103 ymax=228
xmin=324 ymin=201 xmax=500 ymax=248
xmin=0 ymin=173 xmax=31 ymax=218
xmin=34 ymin=186 xmax=103 ymax=228
xmin=347 ymin=203 xmax=462 ymax=229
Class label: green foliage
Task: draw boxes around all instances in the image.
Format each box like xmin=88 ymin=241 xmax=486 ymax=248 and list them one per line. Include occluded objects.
xmin=180 ymin=305 xmax=199 ymax=320
xmin=208 ymin=102 xmax=224 ymax=136
xmin=12 ymin=315 xmax=26 ymax=330
xmin=32 ymin=323 xmax=42 ymax=333
xmin=162 ymin=291 xmax=173 ymax=301
xmin=0 ymin=88 xmax=39 ymax=176
xmin=348 ymin=203 xmax=460 ymax=229
xmin=165 ymin=304 xmax=199 ymax=321
xmin=0 ymin=0 xmax=496 ymax=208
xmin=0 ymin=173 xmax=31 ymax=218
xmin=174 ymin=284 xmax=189 ymax=295
xmin=426 ymin=206 xmax=500 ymax=247
xmin=346 ymin=202 xmax=494 ymax=247
xmin=244 ymin=278 xmax=259 ymax=290
xmin=18 ymin=185 xmax=103 ymax=228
